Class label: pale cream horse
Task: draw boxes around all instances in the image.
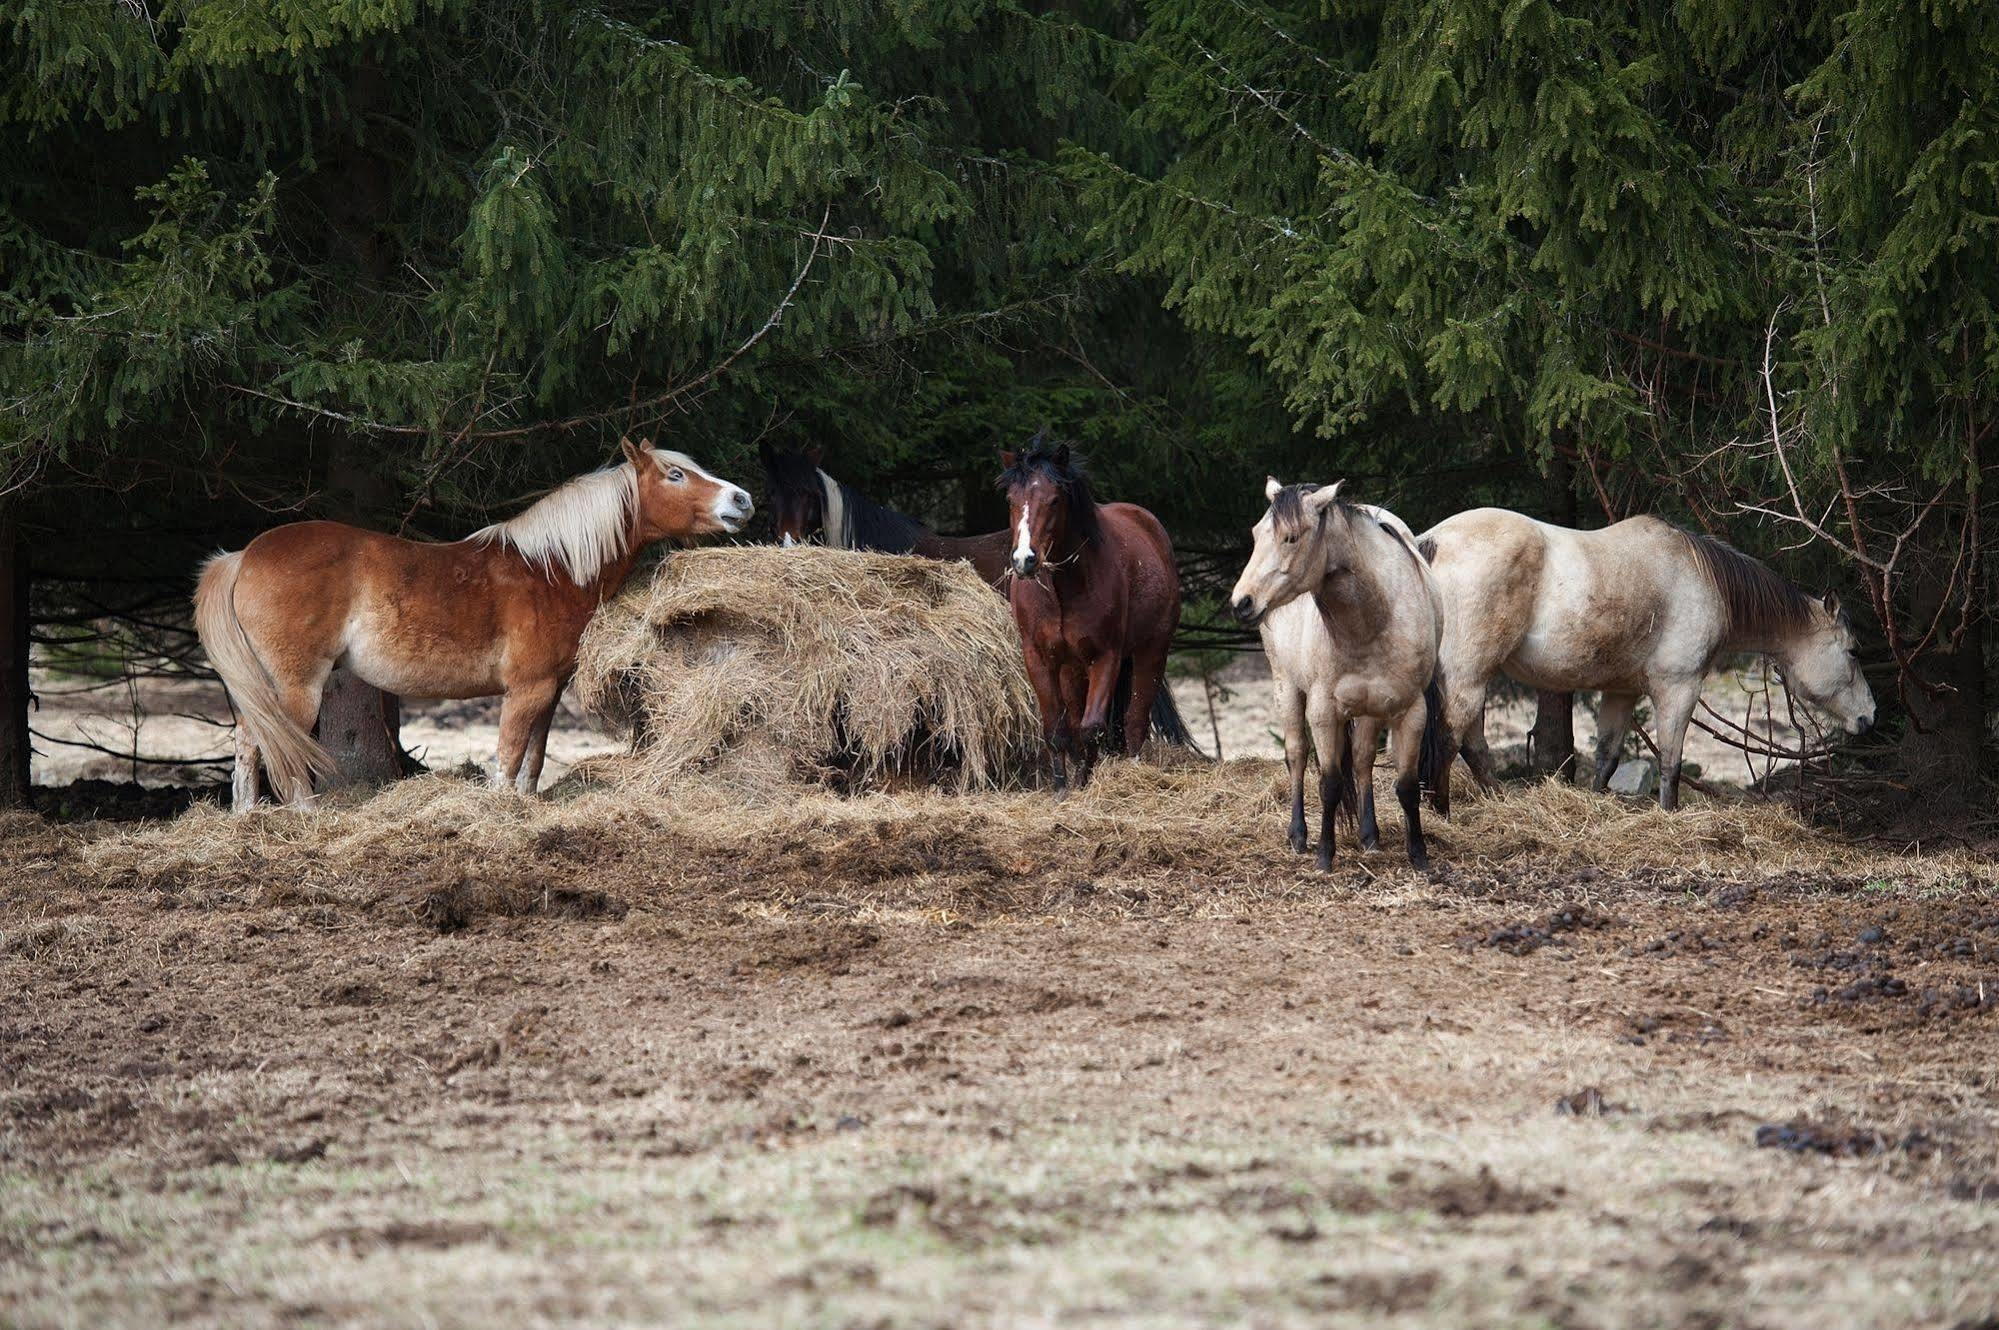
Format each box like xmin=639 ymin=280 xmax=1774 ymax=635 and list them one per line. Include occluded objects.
xmin=1417 ymin=509 xmax=1876 ymax=812
xmin=1231 ymin=480 xmax=1451 ymax=870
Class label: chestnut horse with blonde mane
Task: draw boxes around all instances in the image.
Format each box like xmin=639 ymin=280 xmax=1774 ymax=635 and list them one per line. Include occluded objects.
xmin=195 ymin=438 xmax=753 ymax=809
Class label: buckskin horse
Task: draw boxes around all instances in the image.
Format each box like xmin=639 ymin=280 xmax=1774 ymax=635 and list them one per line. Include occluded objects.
xmin=1231 ymin=479 xmax=1451 ymax=871
xmin=1000 ymin=439 xmax=1183 ymax=794
xmin=764 ymin=441 xmax=1197 ymax=750
xmin=195 ymin=438 xmax=753 ymax=809
xmin=1417 ymin=508 xmax=1876 ymax=813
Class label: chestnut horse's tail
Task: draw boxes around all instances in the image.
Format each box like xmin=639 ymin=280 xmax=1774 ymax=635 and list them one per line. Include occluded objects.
xmin=194 ymin=552 xmax=332 ymax=797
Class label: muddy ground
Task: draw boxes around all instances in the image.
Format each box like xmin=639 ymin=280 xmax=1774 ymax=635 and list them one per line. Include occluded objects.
xmin=2 ymin=767 xmax=1996 ymax=1328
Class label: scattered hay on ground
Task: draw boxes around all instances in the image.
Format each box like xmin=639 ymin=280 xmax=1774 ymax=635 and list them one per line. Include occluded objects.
xmin=572 ymin=545 xmax=1037 ymax=791
xmin=43 ymin=760 xmax=1991 ymax=929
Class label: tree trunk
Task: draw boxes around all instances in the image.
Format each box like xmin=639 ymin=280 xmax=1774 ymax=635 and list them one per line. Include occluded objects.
xmin=1528 ymin=689 xmax=1577 ymax=782
xmin=1895 ymin=527 xmax=1988 ymax=808
xmin=0 ymin=505 xmax=29 ymax=807
xmin=1527 ymin=445 xmax=1578 ymax=781
xmin=309 ymin=50 xmax=409 ymax=796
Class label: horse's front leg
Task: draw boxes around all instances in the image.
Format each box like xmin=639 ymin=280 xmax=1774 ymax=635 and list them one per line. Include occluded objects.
xmin=1077 ymin=651 xmax=1122 ymax=754
xmin=1059 ymin=661 xmax=1097 ymax=787
xmin=1306 ymin=690 xmax=1349 ymax=872
xmin=1350 ymin=716 xmax=1384 ymax=852
xmin=493 ymin=679 xmax=559 ymax=792
xmin=516 ymin=687 xmax=565 ymax=795
xmin=1276 ymin=681 xmax=1310 ymax=853
xmin=1648 ymin=680 xmax=1701 ymax=812
xmin=1020 ymin=650 xmax=1069 ymax=797
xmin=1591 ymin=691 xmax=1639 ymax=791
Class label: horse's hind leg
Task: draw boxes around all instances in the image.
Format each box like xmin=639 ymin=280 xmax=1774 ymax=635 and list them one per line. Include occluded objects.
xmin=1648 ymin=680 xmax=1701 ymax=812
xmin=1389 ymin=702 xmax=1431 ymax=872
xmin=1350 ymin=716 xmax=1384 ymax=852
xmin=1591 ymin=691 xmax=1639 ymax=792
xmin=274 ymin=678 xmax=327 ymax=809
xmin=231 ymin=727 xmax=263 ymax=813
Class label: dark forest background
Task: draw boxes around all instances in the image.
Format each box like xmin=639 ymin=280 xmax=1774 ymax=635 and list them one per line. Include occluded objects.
xmin=2 ymin=1 xmax=1991 ymax=814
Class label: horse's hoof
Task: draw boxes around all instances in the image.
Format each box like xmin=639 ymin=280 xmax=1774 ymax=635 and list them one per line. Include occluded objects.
xmin=1359 ymin=836 xmax=1380 ymax=853
xmin=1288 ymin=835 xmax=1309 ymax=855
xmin=1315 ymin=848 xmax=1334 ymax=872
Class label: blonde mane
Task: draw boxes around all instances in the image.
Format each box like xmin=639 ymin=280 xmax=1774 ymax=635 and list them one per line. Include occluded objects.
xmin=473 ymin=463 xmax=639 ymax=584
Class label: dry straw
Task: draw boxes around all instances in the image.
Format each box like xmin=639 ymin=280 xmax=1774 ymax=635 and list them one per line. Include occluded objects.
xmin=572 ymin=545 xmax=1039 ymax=791
xmin=64 ymin=760 xmax=1992 ymax=927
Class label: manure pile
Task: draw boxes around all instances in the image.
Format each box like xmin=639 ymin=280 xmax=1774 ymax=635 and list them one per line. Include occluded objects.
xmin=574 ymin=545 xmax=1037 ymax=789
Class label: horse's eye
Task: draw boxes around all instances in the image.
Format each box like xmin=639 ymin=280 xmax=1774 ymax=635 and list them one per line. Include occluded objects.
xmin=667 ymin=468 xmax=685 ymax=483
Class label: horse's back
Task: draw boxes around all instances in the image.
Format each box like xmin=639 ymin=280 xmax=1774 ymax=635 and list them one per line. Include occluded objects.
xmin=1097 ymin=501 xmax=1180 ymax=650
xmin=1428 ymin=509 xmax=1717 ymax=692
xmin=233 ymin=519 xmax=516 ymax=697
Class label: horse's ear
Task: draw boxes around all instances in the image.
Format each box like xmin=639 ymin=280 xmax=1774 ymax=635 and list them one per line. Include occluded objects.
xmin=757 ymin=441 xmax=776 ymax=466
xmin=1054 ymin=442 xmax=1070 ymax=468
xmin=1000 ymin=449 xmax=1018 ymax=472
xmin=1264 ymin=476 xmax=1283 ymax=502
xmin=619 ymin=436 xmax=642 ymax=468
xmin=1303 ymin=479 xmax=1344 ymax=513
xmin=1822 ymin=589 xmax=1843 ymax=618
xmin=806 ymin=444 xmax=823 ymax=466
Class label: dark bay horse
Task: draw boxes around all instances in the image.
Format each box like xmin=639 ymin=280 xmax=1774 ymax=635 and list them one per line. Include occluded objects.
xmin=762 ymin=442 xmax=1197 ymax=749
xmin=1000 ymin=440 xmax=1182 ymax=793
xmin=195 ymin=439 xmax=753 ymax=809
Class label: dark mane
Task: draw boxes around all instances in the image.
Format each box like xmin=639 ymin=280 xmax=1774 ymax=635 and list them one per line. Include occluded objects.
xmin=1680 ymin=528 xmax=1813 ymax=639
xmin=760 ymin=446 xmax=933 ymax=552
xmin=1269 ymin=482 xmax=1355 ymax=539
xmin=997 ymin=439 xmax=1103 ymax=547
xmin=830 ymin=478 xmax=931 ymax=553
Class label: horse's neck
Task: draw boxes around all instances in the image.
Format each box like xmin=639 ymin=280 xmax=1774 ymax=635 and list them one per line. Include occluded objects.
xmin=1312 ymin=529 xmax=1394 ymax=641
xmin=534 ymin=536 xmax=643 ymax=612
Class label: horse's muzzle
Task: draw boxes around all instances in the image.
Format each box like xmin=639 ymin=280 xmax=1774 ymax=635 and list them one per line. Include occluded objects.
xmin=1231 ymin=595 xmax=1261 ymax=626
xmin=1013 ymin=553 xmax=1039 ymax=577
xmin=716 ymin=487 xmax=754 ymax=533
xmin=1851 ymin=713 xmax=1874 ymax=736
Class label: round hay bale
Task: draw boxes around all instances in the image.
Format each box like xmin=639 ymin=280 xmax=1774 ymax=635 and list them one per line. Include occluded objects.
xmin=574 ymin=545 xmax=1038 ymax=790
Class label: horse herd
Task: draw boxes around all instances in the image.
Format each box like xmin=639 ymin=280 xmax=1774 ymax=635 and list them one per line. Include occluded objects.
xmin=195 ymin=435 xmax=1876 ymax=874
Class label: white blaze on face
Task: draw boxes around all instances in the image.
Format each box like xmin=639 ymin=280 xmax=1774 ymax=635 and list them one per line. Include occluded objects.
xmin=659 ymin=448 xmax=753 ymax=531
xmin=1013 ymin=503 xmax=1035 ymax=570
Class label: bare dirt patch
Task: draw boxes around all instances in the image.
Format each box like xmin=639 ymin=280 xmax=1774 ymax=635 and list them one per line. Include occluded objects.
xmin=2 ymin=767 xmax=1996 ymax=1327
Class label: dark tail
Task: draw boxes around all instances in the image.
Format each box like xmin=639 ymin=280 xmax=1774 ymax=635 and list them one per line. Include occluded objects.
xmin=1418 ymin=667 xmax=1452 ymax=807
xmin=1110 ymin=656 xmax=1206 ymax=756
xmin=1334 ymin=717 xmax=1359 ymax=816
xmin=1148 ymin=686 xmax=1203 ymax=754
